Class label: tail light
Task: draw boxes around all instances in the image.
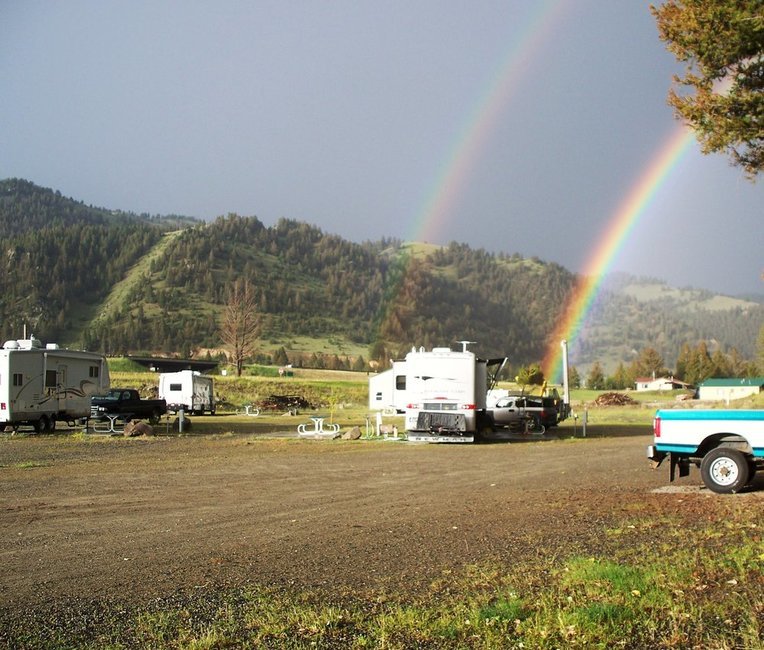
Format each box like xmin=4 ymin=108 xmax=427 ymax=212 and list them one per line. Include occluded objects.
xmin=461 ymin=403 xmax=476 ymax=410
xmin=654 ymin=416 xmax=661 ymax=437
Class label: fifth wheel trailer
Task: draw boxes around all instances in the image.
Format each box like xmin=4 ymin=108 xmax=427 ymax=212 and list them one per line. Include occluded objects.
xmin=0 ymin=337 xmax=110 ymax=432
xmin=404 ymin=343 xmax=506 ymax=443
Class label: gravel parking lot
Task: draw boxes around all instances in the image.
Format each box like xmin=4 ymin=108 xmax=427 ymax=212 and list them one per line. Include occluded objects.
xmin=1 ymin=430 xmax=760 ymax=616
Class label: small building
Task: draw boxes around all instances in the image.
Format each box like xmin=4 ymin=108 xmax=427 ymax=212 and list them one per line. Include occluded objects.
xmin=697 ymin=377 xmax=764 ymax=402
xmin=634 ymin=376 xmax=693 ymax=392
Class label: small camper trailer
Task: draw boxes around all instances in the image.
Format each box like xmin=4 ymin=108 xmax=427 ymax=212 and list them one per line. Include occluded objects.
xmin=158 ymin=370 xmax=215 ymax=415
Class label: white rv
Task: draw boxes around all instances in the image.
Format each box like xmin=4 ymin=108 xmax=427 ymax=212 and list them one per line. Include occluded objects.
xmin=368 ymin=359 xmax=408 ymax=413
xmin=0 ymin=337 xmax=110 ymax=432
xmin=158 ymin=370 xmax=215 ymax=415
xmin=404 ymin=343 xmax=506 ymax=443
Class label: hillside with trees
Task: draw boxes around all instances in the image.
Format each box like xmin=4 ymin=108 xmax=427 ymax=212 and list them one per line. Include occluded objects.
xmin=1 ymin=179 xmax=762 ymax=378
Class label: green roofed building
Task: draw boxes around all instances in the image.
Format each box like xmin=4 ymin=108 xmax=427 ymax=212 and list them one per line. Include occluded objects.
xmin=697 ymin=377 xmax=764 ymax=402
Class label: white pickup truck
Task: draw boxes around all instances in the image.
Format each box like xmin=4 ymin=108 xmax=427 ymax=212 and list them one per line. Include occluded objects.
xmin=647 ymin=409 xmax=764 ymax=493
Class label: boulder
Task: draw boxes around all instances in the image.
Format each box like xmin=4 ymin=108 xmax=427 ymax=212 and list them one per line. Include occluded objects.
xmin=341 ymin=426 xmax=362 ymax=440
xmin=123 ymin=420 xmax=154 ymax=437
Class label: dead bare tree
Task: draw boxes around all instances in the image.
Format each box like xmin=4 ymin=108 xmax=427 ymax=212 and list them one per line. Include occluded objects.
xmin=220 ymin=280 xmax=261 ymax=376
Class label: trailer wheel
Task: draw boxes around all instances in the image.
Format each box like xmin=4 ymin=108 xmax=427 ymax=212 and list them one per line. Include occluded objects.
xmin=700 ymin=448 xmax=750 ymax=494
xmin=47 ymin=416 xmax=56 ymax=433
xmin=34 ymin=417 xmax=46 ymax=433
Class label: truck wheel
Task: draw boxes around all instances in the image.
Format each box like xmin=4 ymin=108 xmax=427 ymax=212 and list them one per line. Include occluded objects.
xmin=700 ymin=448 xmax=750 ymax=494
xmin=527 ymin=416 xmax=545 ymax=434
xmin=149 ymin=409 xmax=161 ymax=425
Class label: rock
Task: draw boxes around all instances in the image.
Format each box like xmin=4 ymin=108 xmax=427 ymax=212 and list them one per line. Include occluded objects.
xmin=123 ymin=421 xmax=153 ymax=437
xmin=342 ymin=426 xmax=362 ymax=440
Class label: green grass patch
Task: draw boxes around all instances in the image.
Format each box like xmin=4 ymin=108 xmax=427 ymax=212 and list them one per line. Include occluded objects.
xmin=6 ymin=460 xmax=51 ymax=469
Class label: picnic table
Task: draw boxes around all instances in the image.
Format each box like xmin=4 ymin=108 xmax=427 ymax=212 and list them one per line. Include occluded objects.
xmin=297 ymin=416 xmax=340 ymax=437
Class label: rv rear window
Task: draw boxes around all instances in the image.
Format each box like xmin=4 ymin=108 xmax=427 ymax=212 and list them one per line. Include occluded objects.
xmin=395 ymin=375 xmax=406 ymax=390
xmin=170 ymin=383 xmax=182 ymax=391
xmin=45 ymin=370 xmax=57 ymax=388
xmin=89 ymin=366 xmax=100 ymax=378
xmin=13 ymin=373 xmax=23 ymax=387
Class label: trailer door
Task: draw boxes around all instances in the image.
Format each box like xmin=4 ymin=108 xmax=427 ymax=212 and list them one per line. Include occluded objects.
xmin=57 ymin=365 xmax=67 ymax=411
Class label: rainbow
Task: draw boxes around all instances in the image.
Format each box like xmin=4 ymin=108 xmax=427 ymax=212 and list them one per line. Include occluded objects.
xmin=410 ymin=0 xmax=568 ymax=243
xmin=541 ymin=125 xmax=697 ymax=382
xmin=378 ymin=1 xmax=569 ymax=345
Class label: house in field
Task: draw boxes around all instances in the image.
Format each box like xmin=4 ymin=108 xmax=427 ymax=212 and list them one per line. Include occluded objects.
xmin=634 ymin=376 xmax=693 ymax=392
xmin=697 ymin=377 xmax=764 ymax=402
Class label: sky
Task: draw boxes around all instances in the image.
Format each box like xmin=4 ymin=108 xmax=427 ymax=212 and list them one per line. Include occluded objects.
xmin=1 ymin=1 xmax=762 ymax=296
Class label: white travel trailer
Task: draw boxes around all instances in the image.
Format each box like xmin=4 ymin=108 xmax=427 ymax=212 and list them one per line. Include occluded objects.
xmin=158 ymin=370 xmax=215 ymax=415
xmin=0 ymin=337 xmax=110 ymax=432
xmin=404 ymin=343 xmax=506 ymax=443
xmin=368 ymin=359 xmax=408 ymax=413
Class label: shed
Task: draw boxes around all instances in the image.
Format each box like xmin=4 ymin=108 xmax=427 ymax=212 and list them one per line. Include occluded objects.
xmin=697 ymin=377 xmax=764 ymax=402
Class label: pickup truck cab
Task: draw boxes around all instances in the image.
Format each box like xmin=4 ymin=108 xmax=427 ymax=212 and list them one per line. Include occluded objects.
xmin=90 ymin=389 xmax=167 ymax=424
xmin=648 ymin=409 xmax=764 ymax=493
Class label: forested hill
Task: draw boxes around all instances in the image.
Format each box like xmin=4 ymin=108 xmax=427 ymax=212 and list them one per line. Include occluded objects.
xmin=0 ymin=179 xmax=197 ymax=343
xmin=1 ymin=179 xmax=761 ymax=372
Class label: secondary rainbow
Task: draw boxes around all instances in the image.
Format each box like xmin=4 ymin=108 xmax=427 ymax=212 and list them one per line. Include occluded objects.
xmin=541 ymin=125 xmax=697 ymax=383
xmin=410 ymin=0 xmax=568 ymax=243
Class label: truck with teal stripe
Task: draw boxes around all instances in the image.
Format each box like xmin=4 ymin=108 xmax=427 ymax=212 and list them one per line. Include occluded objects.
xmin=647 ymin=409 xmax=764 ymax=493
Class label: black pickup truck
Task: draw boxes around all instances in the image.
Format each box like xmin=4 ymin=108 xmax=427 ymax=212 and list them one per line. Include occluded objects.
xmin=90 ymin=389 xmax=167 ymax=424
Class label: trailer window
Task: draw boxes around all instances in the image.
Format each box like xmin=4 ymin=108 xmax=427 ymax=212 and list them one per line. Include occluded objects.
xmin=89 ymin=366 xmax=100 ymax=378
xmin=169 ymin=383 xmax=182 ymax=391
xmin=45 ymin=370 xmax=57 ymax=388
xmin=13 ymin=373 xmax=23 ymax=387
xmin=395 ymin=375 xmax=406 ymax=390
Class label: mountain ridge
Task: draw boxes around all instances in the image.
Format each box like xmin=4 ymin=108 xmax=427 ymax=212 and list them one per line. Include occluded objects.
xmin=1 ymin=178 xmax=761 ymax=374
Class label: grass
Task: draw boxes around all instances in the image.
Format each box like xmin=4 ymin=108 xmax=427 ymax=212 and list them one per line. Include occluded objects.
xmin=9 ymin=509 xmax=761 ymax=648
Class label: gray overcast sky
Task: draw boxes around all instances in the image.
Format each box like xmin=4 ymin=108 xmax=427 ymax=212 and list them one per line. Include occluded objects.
xmin=1 ymin=1 xmax=761 ymax=295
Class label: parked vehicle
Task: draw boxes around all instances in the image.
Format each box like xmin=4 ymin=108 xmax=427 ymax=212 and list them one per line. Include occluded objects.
xmin=647 ymin=409 xmax=764 ymax=493
xmin=403 ymin=343 xmax=506 ymax=443
xmin=0 ymin=337 xmax=110 ymax=432
xmin=490 ymin=395 xmax=558 ymax=432
xmin=90 ymin=389 xmax=166 ymax=424
xmin=158 ymin=370 xmax=215 ymax=415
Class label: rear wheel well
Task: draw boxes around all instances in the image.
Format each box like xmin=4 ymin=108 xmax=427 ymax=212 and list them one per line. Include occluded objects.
xmin=697 ymin=434 xmax=753 ymax=459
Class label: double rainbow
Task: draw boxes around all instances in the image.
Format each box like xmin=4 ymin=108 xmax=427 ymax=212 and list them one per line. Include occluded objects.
xmin=396 ymin=2 xmax=695 ymax=384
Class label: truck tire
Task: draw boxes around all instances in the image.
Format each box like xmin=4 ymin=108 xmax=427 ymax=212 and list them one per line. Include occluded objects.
xmin=149 ymin=409 xmax=161 ymax=425
xmin=700 ymin=447 xmax=750 ymax=494
xmin=527 ymin=415 xmax=545 ymax=434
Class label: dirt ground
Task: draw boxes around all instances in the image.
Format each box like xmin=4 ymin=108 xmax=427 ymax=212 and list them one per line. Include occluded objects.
xmin=1 ymin=429 xmax=762 ymax=616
